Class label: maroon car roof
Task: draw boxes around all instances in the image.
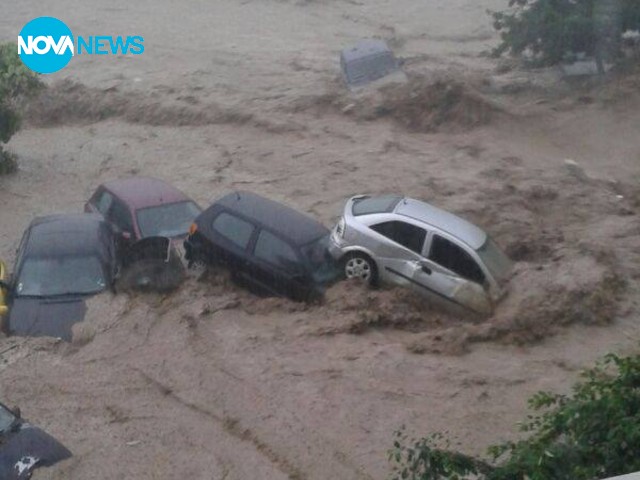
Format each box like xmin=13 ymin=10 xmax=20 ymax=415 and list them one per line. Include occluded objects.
xmin=102 ymin=177 xmax=191 ymax=210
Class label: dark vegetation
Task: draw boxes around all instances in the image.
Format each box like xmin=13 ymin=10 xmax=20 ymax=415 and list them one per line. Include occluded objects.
xmin=491 ymin=0 xmax=640 ymax=69
xmin=0 ymin=42 xmax=43 ymax=174
xmin=389 ymin=351 xmax=640 ymax=480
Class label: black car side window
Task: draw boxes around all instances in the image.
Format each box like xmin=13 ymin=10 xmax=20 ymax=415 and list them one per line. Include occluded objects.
xmin=370 ymin=221 xmax=426 ymax=254
xmin=254 ymin=230 xmax=301 ymax=274
xmin=429 ymin=234 xmax=485 ymax=284
xmin=109 ymin=201 xmax=135 ymax=234
xmin=212 ymin=212 xmax=254 ymax=249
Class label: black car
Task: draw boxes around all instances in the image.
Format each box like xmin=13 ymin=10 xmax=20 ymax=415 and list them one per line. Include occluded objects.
xmin=3 ymin=214 xmax=118 ymax=341
xmin=184 ymin=191 xmax=340 ymax=301
xmin=2 ymin=214 xmax=182 ymax=341
xmin=0 ymin=402 xmax=71 ymax=479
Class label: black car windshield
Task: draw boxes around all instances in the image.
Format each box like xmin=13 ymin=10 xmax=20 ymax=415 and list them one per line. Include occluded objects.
xmin=16 ymin=255 xmax=107 ymax=297
xmin=136 ymin=201 xmax=201 ymax=238
xmin=301 ymin=235 xmax=340 ymax=284
xmin=476 ymin=237 xmax=512 ymax=285
xmin=0 ymin=404 xmax=15 ymax=433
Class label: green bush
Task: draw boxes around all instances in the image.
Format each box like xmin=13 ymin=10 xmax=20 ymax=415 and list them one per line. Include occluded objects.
xmin=389 ymin=351 xmax=640 ymax=480
xmin=490 ymin=0 xmax=640 ymax=67
xmin=0 ymin=42 xmax=43 ymax=174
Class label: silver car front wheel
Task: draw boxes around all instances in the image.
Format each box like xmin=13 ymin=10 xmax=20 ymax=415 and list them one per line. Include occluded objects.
xmin=344 ymin=253 xmax=377 ymax=285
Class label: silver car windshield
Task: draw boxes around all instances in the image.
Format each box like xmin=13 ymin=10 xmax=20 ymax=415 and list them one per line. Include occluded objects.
xmin=136 ymin=201 xmax=201 ymax=238
xmin=476 ymin=237 xmax=512 ymax=285
xmin=16 ymin=255 xmax=106 ymax=297
xmin=352 ymin=196 xmax=402 ymax=216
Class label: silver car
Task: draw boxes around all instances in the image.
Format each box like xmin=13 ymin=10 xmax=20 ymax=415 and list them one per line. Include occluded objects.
xmin=328 ymin=195 xmax=513 ymax=315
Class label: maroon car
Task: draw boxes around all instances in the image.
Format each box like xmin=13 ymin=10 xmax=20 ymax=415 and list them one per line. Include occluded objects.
xmin=85 ymin=177 xmax=201 ymax=242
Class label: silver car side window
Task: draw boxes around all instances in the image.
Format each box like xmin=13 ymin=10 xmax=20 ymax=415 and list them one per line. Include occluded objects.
xmin=370 ymin=221 xmax=427 ymax=255
xmin=428 ymin=234 xmax=485 ymax=284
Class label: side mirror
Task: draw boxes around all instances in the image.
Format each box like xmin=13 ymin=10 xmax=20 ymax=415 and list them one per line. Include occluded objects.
xmin=11 ymin=406 xmax=21 ymax=419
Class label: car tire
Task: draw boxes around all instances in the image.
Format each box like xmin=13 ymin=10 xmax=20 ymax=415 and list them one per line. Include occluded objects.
xmin=343 ymin=252 xmax=378 ymax=286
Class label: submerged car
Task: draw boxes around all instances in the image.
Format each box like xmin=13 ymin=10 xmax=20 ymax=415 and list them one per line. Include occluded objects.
xmin=0 ymin=401 xmax=71 ymax=479
xmin=2 ymin=214 xmax=118 ymax=340
xmin=340 ymin=39 xmax=406 ymax=90
xmin=329 ymin=195 xmax=513 ymax=315
xmin=184 ymin=191 xmax=340 ymax=301
xmin=85 ymin=176 xmax=201 ymax=243
xmin=3 ymin=214 xmax=179 ymax=341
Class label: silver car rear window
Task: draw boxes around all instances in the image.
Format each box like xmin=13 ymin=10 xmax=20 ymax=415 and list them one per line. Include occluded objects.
xmin=352 ymin=196 xmax=402 ymax=216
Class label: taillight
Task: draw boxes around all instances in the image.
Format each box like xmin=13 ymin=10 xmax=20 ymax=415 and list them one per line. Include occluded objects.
xmin=189 ymin=223 xmax=198 ymax=235
xmin=336 ymin=218 xmax=346 ymax=238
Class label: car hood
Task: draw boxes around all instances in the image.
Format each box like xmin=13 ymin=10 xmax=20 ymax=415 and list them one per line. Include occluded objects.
xmin=0 ymin=422 xmax=71 ymax=479
xmin=7 ymin=296 xmax=88 ymax=342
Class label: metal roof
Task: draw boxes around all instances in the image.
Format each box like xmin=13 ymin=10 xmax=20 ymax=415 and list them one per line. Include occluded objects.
xmin=102 ymin=177 xmax=191 ymax=210
xmin=214 ymin=191 xmax=329 ymax=246
xmin=394 ymin=198 xmax=487 ymax=249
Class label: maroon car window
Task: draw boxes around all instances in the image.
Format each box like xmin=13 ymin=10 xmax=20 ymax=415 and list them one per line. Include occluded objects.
xmin=429 ymin=235 xmax=485 ymax=284
xmin=95 ymin=191 xmax=114 ymax=215
xmin=109 ymin=201 xmax=135 ymax=235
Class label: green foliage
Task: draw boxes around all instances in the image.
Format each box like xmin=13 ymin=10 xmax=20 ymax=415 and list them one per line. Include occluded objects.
xmin=0 ymin=43 xmax=43 ymax=101
xmin=389 ymin=430 xmax=489 ymax=480
xmin=0 ymin=42 xmax=43 ymax=174
xmin=490 ymin=0 xmax=640 ymax=66
xmin=389 ymin=351 xmax=640 ymax=480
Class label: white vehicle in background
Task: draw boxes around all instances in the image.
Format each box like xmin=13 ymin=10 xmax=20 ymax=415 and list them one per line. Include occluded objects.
xmin=328 ymin=195 xmax=513 ymax=315
xmin=340 ymin=39 xmax=407 ymax=90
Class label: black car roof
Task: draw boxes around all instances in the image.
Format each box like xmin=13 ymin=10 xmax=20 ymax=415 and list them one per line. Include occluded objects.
xmin=25 ymin=214 xmax=112 ymax=258
xmin=208 ymin=191 xmax=328 ymax=246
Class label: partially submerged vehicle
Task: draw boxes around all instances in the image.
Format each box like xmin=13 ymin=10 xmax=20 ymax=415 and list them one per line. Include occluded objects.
xmin=2 ymin=214 xmax=181 ymax=341
xmin=328 ymin=195 xmax=513 ymax=315
xmin=340 ymin=39 xmax=406 ymax=90
xmin=0 ymin=402 xmax=71 ymax=479
xmin=85 ymin=176 xmax=201 ymax=243
xmin=184 ymin=191 xmax=340 ymax=301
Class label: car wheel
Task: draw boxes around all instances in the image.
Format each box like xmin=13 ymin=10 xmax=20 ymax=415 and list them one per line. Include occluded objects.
xmin=343 ymin=252 xmax=377 ymax=286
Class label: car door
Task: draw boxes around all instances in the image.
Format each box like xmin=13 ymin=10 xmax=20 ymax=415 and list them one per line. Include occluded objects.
xmin=421 ymin=233 xmax=492 ymax=314
xmin=245 ymin=229 xmax=308 ymax=300
xmin=368 ymin=220 xmax=427 ymax=286
xmin=106 ymin=198 xmax=137 ymax=242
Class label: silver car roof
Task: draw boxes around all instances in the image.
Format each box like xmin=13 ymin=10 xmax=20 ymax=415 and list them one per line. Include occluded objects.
xmin=394 ymin=198 xmax=487 ymax=249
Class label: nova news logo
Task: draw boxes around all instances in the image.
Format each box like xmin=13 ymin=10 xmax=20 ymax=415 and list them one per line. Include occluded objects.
xmin=18 ymin=16 xmax=144 ymax=74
